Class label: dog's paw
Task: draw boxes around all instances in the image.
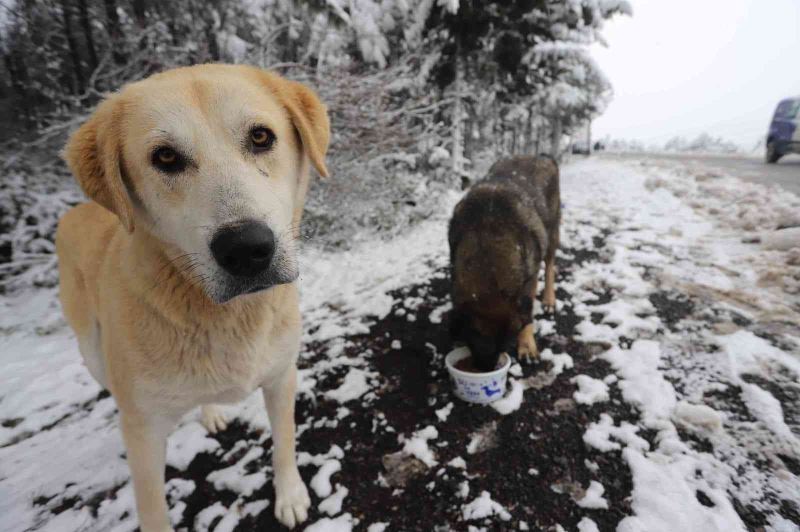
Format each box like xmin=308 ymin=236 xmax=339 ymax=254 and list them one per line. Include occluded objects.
xmin=542 ymin=292 xmax=557 ymax=314
xmin=274 ymin=471 xmax=310 ymax=529
xmin=200 ymin=405 xmax=228 ymax=434
xmin=517 ymin=326 xmax=539 ymax=362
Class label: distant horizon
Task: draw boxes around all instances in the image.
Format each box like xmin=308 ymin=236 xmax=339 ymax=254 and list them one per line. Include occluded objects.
xmin=590 ymin=0 xmax=800 ymax=149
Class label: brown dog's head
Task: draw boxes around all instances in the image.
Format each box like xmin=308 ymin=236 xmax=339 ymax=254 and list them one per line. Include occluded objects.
xmin=64 ymin=65 xmax=330 ymax=303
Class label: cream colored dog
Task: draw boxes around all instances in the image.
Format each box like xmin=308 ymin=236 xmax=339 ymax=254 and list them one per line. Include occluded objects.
xmin=56 ymin=64 xmax=330 ymax=531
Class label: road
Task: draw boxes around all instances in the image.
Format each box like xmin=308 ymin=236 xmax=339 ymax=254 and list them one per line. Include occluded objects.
xmin=600 ymin=151 xmax=800 ymax=196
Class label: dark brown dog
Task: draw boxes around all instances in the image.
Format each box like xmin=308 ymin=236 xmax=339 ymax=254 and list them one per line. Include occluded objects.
xmin=448 ymin=155 xmax=561 ymax=371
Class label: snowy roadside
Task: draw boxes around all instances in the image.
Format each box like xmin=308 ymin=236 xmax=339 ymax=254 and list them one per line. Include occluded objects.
xmin=1 ymin=157 xmax=799 ymax=531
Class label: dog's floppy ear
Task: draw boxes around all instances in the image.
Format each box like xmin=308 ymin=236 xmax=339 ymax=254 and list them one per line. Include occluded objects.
xmin=262 ymin=72 xmax=330 ymax=178
xmin=64 ymin=96 xmax=134 ymax=232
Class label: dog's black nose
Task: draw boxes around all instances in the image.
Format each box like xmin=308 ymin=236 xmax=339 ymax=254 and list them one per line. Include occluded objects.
xmin=210 ymin=220 xmax=275 ymax=277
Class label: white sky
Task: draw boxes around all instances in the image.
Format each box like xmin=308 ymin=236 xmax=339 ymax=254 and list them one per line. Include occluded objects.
xmin=591 ymin=0 xmax=800 ymax=148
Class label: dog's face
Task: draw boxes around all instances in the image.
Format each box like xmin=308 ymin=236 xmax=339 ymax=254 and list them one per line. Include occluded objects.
xmin=65 ymin=65 xmax=330 ymax=303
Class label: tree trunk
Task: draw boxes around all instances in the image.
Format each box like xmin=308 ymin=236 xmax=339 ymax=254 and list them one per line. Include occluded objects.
xmin=4 ymin=52 xmax=32 ymax=124
xmin=549 ymin=118 xmax=563 ymax=159
xmin=60 ymin=0 xmax=85 ymax=95
xmin=205 ymin=12 xmax=220 ymax=62
xmin=77 ymin=0 xmax=98 ymax=73
xmin=104 ymin=0 xmax=126 ymax=64
xmin=132 ymin=0 xmax=146 ymax=27
xmin=451 ymin=51 xmax=464 ymax=176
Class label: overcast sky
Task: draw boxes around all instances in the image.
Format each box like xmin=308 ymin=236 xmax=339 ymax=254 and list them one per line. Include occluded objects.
xmin=591 ymin=0 xmax=800 ymax=148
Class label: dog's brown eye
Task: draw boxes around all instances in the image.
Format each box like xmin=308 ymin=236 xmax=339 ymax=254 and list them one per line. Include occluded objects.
xmin=152 ymin=147 xmax=185 ymax=172
xmin=250 ymin=127 xmax=275 ymax=152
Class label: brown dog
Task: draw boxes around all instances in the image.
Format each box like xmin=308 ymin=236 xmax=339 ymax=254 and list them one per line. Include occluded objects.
xmin=56 ymin=64 xmax=329 ymax=531
xmin=448 ymin=155 xmax=561 ymax=371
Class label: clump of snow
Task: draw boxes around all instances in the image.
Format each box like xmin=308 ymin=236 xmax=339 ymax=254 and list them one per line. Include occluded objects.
xmin=576 ymin=480 xmax=609 ymax=509
xmin=206 ymin=447 xmax=266 ymax=497
xmin=462 ymin=491 xmax=511 ymax=521
xmin=740 ymin=384 xmax=800 ymax=446
xmin=305 ymin=512 xmax=354 ymax=532
xmin=759 ymin=227 xmax=800 ymax=251
xmin=570 ymin=374 xmax=610 ymax=405
xmin=429 ymin=301 xmax=452 ymax=324
xmin=194 ymin=502 xmax=228 ymax=531
xmin=673 ymin=401 xmax=723 ymax=432
xmin=618 ymin=448 xmax=746 ymax=532
xmin=448 ymin=456 xmax=467 ymax=469
xmin=367 ymin=523 xmax=389 ymax=532
xmin=401 ymin=425 xmax=439 ymax=467
xmin=583 ymin=413 xmax=650 ymax=452
xmin=491 ymin=378 xmax=524 ymax=415
xmin=311 ymin=460 xmax=342 ymax=498
xmin=540 ymin=349 xmax=574 ymax=375
xmin=577 ymin=516 xmax=600 ymax=532
xmin=167 ymin=423 xmax=222 ymax=470
xmin=325 ymin=368 xmax=373 ymax=403
xmin=602 ymin=340 xmax=677 ymax=427
xmin=435 ymin=402 xmax=454 ymax=422
xmin=319 ymin=484 xmax=349 ymax=516
xmin=298 ymin=445 xmax=345 ymax=467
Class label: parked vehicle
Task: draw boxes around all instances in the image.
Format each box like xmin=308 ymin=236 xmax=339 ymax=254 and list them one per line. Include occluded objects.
xmin=571 ymin=141 xmax=590 ymax=155
xmin=766 ymin=96 xmax=800 ymax=163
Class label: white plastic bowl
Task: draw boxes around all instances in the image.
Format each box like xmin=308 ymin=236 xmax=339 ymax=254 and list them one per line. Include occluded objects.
xmin=445 ymin=347 xmax=511 ymax=404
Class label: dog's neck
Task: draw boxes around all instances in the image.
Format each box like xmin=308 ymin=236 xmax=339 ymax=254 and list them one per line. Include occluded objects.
xmin=120 ymin=227 xmax=290 ymax=331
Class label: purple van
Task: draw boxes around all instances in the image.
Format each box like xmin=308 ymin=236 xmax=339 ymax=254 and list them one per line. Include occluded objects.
xmin=767 ymin=97 xmax=800 ymax=163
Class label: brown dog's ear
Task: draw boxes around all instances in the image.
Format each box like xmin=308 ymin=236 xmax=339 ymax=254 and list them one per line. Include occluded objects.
xmin=261 ymin=72 xmax=331 ymax=178
xmin=63 ymin=96 xmax=135 ymax=233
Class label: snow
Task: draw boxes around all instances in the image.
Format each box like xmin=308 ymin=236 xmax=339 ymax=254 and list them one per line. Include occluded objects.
xmin=319 ymin=484 xmax=349 ymax=515
xmin=435 ymin=402 xmax=454 ymax=422
xmin=311 ymin=460 xmax=342 ymax=498
xmin=324 ymin=368 xmax=373 ymax=403
xmin=448 ymin=456 xmax=467 ymax=469
xmin=618 ymin=448 xmax=746 ymax=532
xmin=570 ymin=374 xmax=610 ymax=405
xmin=577 ymin=517 xmax=601 ymax=532
xmin=206 ymin=447 xmax=267 ymax=497
xmin=461 ymin=491 xmax=511 ymax=521
xmin=583 ymin=413 xmax=650 ymax=452
xmin=673 ymin=401 xmax=723 ymax=432
xmin=305 ymin=512 xmax=354 ymax=532
xmin=602 ymin=340 xmax=677 ymax=427
xmin=401 ymin=425 xmax=439 ymax=467
xmin=576 ymin=480 xmax=609 ymax=509
xmin=740 ymin=384 xmax=799 ymax=446
xmin=490 ymin=378 xmax=524 ymax=415
xmin=540 ymin=348 xmax=574 ymax=375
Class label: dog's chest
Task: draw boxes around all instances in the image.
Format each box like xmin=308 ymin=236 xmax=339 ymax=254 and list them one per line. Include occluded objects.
xmin=140 ymin=321 xmax=299 ymax=408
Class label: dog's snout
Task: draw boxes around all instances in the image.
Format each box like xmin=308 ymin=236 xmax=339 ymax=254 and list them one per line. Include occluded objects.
xmin=210 ymin=220 xmax=275 ymax=277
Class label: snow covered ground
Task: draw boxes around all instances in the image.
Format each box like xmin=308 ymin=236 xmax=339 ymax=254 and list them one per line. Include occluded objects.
xmin=1 ymin=156 xmax=799 ymax=531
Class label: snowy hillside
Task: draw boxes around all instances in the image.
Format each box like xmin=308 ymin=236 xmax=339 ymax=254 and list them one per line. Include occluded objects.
xmin=2 ymin=156 xmax=799 ymax=532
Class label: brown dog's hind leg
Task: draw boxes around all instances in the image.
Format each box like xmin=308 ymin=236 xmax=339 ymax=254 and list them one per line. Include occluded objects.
xmin=542 ymin=254 xmax=557 ymax=314
xmin=517 ymin=323 xmax=539 ymax=362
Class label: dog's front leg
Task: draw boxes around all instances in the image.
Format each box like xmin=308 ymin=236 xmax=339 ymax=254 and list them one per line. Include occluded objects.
xmin=120 ymin=411 xmax=175 ymax=532
xmin=263 ymin=364 xmax=310 ymax=529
